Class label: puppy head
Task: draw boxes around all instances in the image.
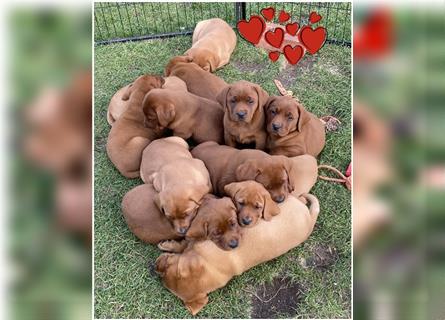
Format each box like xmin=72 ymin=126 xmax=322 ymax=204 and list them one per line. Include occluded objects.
xmin=186 ymin=196 xmax=241 ymax=251
xmin=155 ymin=253 xmax=208 ymax=315
xmin=265 ymin=96 xmax=311 ymax=136
xmin=142 ymin=90 xmax=176 ymax=128
xmin=121 ymin=75 xmax=164 ymax=100
xmin=224 ymin=181 xmax=280 ymax=227
xmin=186 ymin=48 xmax=218 ymax=72
xmin=217 ymin=81 xmax=269 ymax=123
xmin=164 ymin=55 xmax=193 ymax=76
xmin=152 ymin=181 xmax=207 ymax=235
xmin=236 ymin=156 xmax=293 ymax=203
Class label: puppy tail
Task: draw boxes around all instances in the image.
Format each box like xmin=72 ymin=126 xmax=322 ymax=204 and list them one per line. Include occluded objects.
xmin=300 ymin=193 xmax=320 ymax=224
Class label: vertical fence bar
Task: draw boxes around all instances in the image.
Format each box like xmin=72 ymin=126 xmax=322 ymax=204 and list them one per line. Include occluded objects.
xmin=141 ymin=3 xmax=150 ymax=34
xmin=94 ymin=11 xmax=103 ymax=40
xmin=132 ymin=3 xmax=141 ymax=36
xmin=109 ymin=5 xmax=118 ymax=38
xmin=116 ymin=3 xmax=126 ymax=37
xmin=99 ymin=3 xmax=111 ymax=39
xmin=123 ymin=4 xmax=134 ymax=36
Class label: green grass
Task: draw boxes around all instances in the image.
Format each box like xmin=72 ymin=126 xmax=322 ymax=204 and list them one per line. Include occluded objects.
xmin=94 ymin=2 xmax=351 ymax=44
xmin=94 ymin=34 xmax=351 ymax=318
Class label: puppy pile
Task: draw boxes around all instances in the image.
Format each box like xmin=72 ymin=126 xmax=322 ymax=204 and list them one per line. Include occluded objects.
xmin=105 ymin=18 xmax=326 ymax=315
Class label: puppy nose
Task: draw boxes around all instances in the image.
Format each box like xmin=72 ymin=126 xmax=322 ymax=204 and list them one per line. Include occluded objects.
xmin=178 ymin=227 xmax=187 ymax=235
xmin=272 ymin=123 xmax=282 ymax=131
xmin=228 ymin=239 xmax=239 ymax=248
xmin=242 ymin=216 xmax=252 ymax=225
xmin=236 ymin=111 xmax=247 ymax=119
xmin=275 ymin=195 xmax=285 ymax=203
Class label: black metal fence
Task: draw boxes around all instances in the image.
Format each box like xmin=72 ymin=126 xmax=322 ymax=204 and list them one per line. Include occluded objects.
xmin=94 ymin=2 xmax=351 ymax=46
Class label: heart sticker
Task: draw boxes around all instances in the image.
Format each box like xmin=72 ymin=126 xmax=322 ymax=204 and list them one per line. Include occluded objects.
xmin=283 ymin=45 xmax=304 ymax=65
xmin=298 ymin=26 xmax=327 ymax=54
xmin=237 ymin=16 xmax=266 ymax=45
xmin=268 ymin=51 xmax=280 ymax=62
xmin=285 ymin=22 xmax=299 ymax=36
xmin=265 ymin=27 xmax=285 ymax=49
xmin=309 ymin=12 xmax=322 ymax=24
xmin=278 ymin=10 xmax=290 ymax=23
xmin=260 ymin=7 xmax=275 ymax=21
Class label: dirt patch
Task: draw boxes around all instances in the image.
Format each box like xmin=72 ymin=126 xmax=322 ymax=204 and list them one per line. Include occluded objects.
xmin=276 ymin=55 xmax=318 ymax=88
xmin=232 ymin=60 xmax=265 ymax=74
xmin=300 ymin=244 xmax=339 ymax=270
xmin=250 ymin=276 xmax=303 ymax=318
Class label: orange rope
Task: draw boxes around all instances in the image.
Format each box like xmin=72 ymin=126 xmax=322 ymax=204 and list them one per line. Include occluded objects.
xmin=318 ymin=164 xmax=351 ymax=190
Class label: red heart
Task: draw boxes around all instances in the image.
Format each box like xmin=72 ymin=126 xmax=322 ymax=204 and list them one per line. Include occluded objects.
xmin=265 ymin=27 xmax=284 ymax=49
xmin=278 ymin=10 xmax=290 ymax=23
xmin=309 ymin=11 xmax=322 ymax=24
xmin=285 ymin=22 xmax=299 ymax=36
xmin=260 ymin=7 xmax=275 ymax=21
xmin=268 ymin=51 xmax=280 ymax=62
xmin=237 ymin=16 xmax=265 ymax=45
xmin=283 ymin=45 xmax=304 ymax=65
xmin=298 ymin=26 xmax=327 ymax=54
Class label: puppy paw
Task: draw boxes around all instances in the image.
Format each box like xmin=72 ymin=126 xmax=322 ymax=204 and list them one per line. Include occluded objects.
xmin=158 ymin=240 xmax=185 ymax=252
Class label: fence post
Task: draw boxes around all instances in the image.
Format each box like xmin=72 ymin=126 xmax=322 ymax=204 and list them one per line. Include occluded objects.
xmin=235 ymin=2 xmax=246 ymax=22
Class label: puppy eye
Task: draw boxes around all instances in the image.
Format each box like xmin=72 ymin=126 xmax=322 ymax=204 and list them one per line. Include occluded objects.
xmin=270 ymin=109 xmax=277 ymax=116
xmin=288 ymin=115 xmax=294 ymax=121
xmin=230 ymin=98 xmax=236 ymax=104
xmin=237 ymin=200 xmax=244 ymax=206
xmin=215 ymin=229 xmax=223 ymax=236
xmin=255 ymin=204 xmax=263 ymax=210
xmin=161 ymin=207 xmax=165 ymax=214
xmin=247 ymin=97 xmax=254 ymax=104
xmin=230 ymin=220 xmax=236 ymax=227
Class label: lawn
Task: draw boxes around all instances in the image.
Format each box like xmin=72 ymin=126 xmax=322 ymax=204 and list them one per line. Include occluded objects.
xmin=94 ymin=33 xmax=351 ymax=318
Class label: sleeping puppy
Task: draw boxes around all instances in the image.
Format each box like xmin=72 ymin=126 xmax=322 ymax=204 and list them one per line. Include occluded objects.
xmin=265 ymin=96 xmax=325 ymax=157
xmin=122 ymin=186 xmax=240 ymax=250
xmin=148 ymin=156 xmax=212 ymax=235
xmin=156 ymin=193 xmax=320 ymax=315
xmin=224 ymin=181 xmax=280 ymax=227
xmin=217 ymin=81 xmax=269 ymax=149
xmin=140 ymin=136 xmax=191 ymax=183
xmin=107 ymin=76 xmax=187 ymax=126
xmin=164 ymin=56 xmax=227 ymax=101
xmin=106 ymin=75 xmax=165 ymax=178
xmin=158 ymin=195 xmax=241 ymax=252
xmin=142 ymin=88 xmax=224 ymax=144
xmin=184 ymin=18 xmax=237 ymax=72
xmin=191 ymin=142 xmax=293 ymax=203
xmin=122 ymin=184 xmax=182 ymax=243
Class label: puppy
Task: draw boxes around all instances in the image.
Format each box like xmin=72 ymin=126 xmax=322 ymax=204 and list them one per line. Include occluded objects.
xmin=265 ymin=96 xmax=325 ymax=157
xmin=191 ymin=142 xmax=293 ymax=203
xmin=140 ymin=136 xmax=191 ymax=183
xmin=158 ymin=195 xmax=241 ymax=252
xmin=106 ymin=75 xmax=165 ymax=178
xmin=107 ymin=84 xmax=131 ymax=125
xmin=184 ymin=18 xmax=237 ymax=72
xmin=217 ymin=81 xmax=269 ymax=149
xmin=224 ymin=181 xmax=280 ymax=227
xmin=143 ymin=88 xmax=224 ymax=144
xmin=156 ymin=193 xmax=320 ymax=315
xmin=122 ymin=186 xmax=240 ymax=250
xmin=107 ymin=76 xmax=187 ymax=126
xmin=164 ymin=56 xmax=227 ymax=101
xmin=146 ymin=145 xmax=212 ymax=235
xmin=122 ymin=184 xmax=182 ymax=243
xmin=287 ymin=154 xmax=319 ymax=197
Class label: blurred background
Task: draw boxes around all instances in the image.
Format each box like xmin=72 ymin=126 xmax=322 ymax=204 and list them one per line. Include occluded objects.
xmin=353 ymin=1 xmax=445 ymax=320
xmin=7 ymin=2 xmax=91 ymax=320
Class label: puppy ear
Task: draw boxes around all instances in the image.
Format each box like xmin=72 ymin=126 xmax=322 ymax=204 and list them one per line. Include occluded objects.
xmin=253 ymin=84 xmax=269 ymax=108
xmin=148 ymin=172 xmax=162 ymax=192
xmin=224 ymin=182 xmax=240 ymax=198
xmin=208 ymin=54 xmax=218 ymax=73
xmin=185 ymin=214 xmax=208 ymax=241
xmin=121 ymin=84 xmax=133 ymax=101
xmin=264 ymin=96 xmax=277 ymax=111
xmin=236 ymin=160 xmax=260 ymax=181
xmin=216 ymin=86 xmax=231 ymax=110
xmin=282 ymin=158 xmax=295 ymax=193
xmin=186 ymin=296 xmax=209 ymax=316
xmin=156 ymin=103 xmax=176 ymax=127
xmin=296 ymin=103 xmax=311 ymax=132
xmin=155 ymin=253 xmax=172 ymax=275
xmin=262 ymin=191 xmax=280 ymax=221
